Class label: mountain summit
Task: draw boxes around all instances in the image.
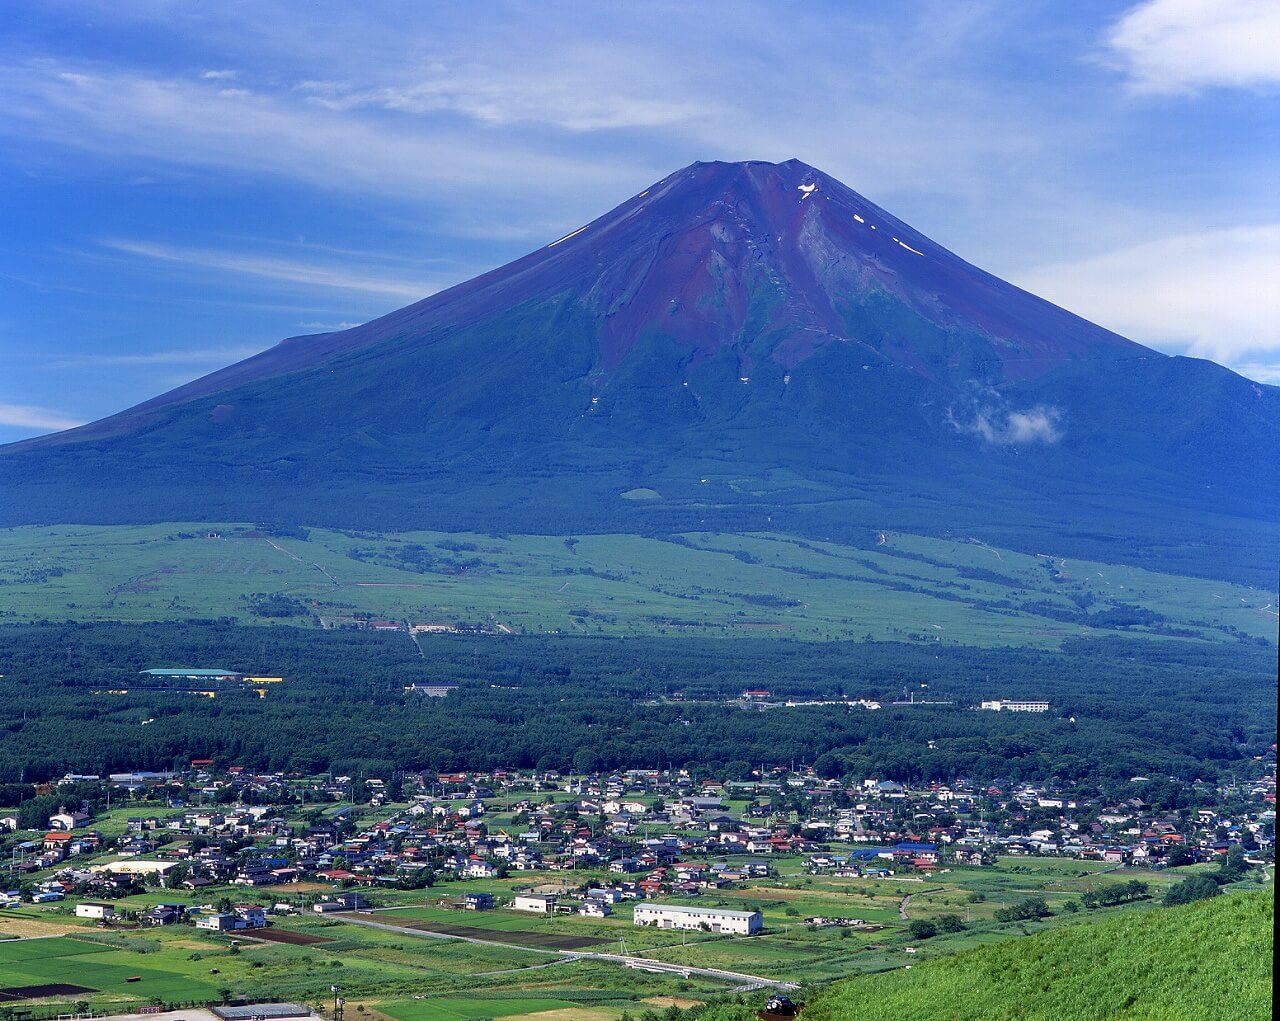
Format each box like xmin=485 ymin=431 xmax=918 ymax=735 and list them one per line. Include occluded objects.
xmin=3 ymin=160 xmax=1277 ymax=582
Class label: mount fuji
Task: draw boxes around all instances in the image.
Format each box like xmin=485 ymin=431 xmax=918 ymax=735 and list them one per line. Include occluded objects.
xmin=3 ymin=160 xmax=1276 ymax=584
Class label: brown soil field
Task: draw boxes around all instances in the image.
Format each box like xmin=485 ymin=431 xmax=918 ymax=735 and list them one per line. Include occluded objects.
xmin=0 ymin=983 xmax=98 ymax=1000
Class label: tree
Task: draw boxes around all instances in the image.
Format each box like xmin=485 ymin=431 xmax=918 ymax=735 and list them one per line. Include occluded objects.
xmin=1165 ymin=845 xmax=1195 ymax=868
xmin=907 ymin=919 xmax=937 ymax=940
xmin=1164 ymin=875 xmax=1219 ymax=906
xmin=996 ymin=896 xmax=1051 ymax=922
xmin=1217 ymin=844 xmax=1248 ymax=883
xmin=937 ymin=913 xmax=965 ymax=932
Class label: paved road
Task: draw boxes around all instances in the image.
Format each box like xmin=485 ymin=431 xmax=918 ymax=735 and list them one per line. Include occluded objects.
xmin=339 ymin=913 xmax=798 ymax=990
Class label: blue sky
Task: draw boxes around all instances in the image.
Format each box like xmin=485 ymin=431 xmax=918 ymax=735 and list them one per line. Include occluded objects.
xmin=1 ymin=0 xmax=1277 ymax=443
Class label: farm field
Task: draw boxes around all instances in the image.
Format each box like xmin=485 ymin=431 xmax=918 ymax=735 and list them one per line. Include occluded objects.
xmin=378 ymin=997 xmax=584 ymax=1021
xmin=0 ymin=523 xmax=1272 ymax=647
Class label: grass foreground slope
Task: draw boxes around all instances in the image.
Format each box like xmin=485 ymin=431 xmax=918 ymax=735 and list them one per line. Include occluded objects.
xmin=785 ymin=888 xmax=1273 ymax=1021
xmin=669 ymin=890 xmax=1274 ymax=1021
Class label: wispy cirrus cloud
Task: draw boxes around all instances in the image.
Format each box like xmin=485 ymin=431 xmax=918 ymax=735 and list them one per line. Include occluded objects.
xmin=0 ymin=402 xmax=85 ymax=432
xmin=296 ymin=46 xmax=720 ymax=132
xmin=0 ymin=60 xmax=647 ymax=207
xmin=99 ymin=239 xmax=438 ymax=299
xmin=1105 ymin=0 xmax=1280 ymax=94
xmin=45 ymin=345 xmax=263 ymax=369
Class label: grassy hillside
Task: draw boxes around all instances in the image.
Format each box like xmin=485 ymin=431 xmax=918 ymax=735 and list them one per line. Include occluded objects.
xmin=792 ymin=889 xmax=1273 ymax=1021
xmin=0 ymin=523 xmax=1273 ymax=647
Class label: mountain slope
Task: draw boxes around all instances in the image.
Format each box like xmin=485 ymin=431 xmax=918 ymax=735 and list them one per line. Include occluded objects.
xmin=2 ymin=160 xmax=1277 ymax=585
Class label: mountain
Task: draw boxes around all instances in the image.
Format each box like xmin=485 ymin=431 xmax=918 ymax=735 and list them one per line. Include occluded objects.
xmin=3 ymin=159 xmax=1277 ymax=584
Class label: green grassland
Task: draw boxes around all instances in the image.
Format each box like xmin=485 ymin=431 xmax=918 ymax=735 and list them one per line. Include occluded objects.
xmin=0 ymin=523 xmax=1272 ymax=647
xmin=796 ymin=887 xmax=1273 ymax=1021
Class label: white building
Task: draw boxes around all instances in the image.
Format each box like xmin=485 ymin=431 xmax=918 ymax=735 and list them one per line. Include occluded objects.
xmin=512 ymin=894 xmax=556 ymax=914
xmin=75 ymin=902 xmax=115 ymax=920
xmin=980 ymin=700 xmax=1049 ymax=713
xmin=633 ymin=903 xmax=762 ymax=935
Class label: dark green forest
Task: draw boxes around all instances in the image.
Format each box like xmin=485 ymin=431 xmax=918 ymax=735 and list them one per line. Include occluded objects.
xmin=0 ymin=622 xmax=1272 ymax=785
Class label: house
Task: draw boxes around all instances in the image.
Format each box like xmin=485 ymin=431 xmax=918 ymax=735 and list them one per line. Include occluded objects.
xmin=463 ymin=892 xmax=494 ymax=910
xmin=48 ymin=810 xmax=91 ymax=831
xmin=195 ymin=912 xmax=239 ymax=930
xmin=464 ymin=858 xmax=499 ymax=879
xmin=233 ymin=904 xmax=267 ymax=928
xmin=75 ymin=902 xmax=115 ymax=920
xmin=580 ymin=900 xmax=612 ymax=917
xmin=512 ymin=894 xmax=556 ymax=913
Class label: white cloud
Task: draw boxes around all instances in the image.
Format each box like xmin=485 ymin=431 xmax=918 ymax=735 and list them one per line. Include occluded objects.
xmin=297 ymin=321 xmax=361 ymax=331
xmin=951 ymin=400 xmax=1063 ymax=445
xmin=1016 ymin=224 xmax=1280 ymax=378
xmin=0 ymin=61 xmax=645 ymax=209
xmin=99 ymin=239 xmax=438 ymax=299
xmin=0 ymin=402 xmax=85 ymax=432
xmin=296 ymin=48 xmax=719 ymax=132
xmin=46 ymin=346 xmax=263 ymax=369
xmin=1106 ymin=0 xmax=1280 ymax=93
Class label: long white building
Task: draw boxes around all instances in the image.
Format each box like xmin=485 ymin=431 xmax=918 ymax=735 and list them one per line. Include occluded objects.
xmin=980 ymin=700 xmax=1049 ymax=713
xmin=633 ymin=903 xmax=762 ymax=935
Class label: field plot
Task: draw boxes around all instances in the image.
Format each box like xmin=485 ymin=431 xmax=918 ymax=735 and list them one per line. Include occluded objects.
xmin=355 ymin=910 xmax=605 ymax=951
xmin=0 ymin=983 xmax=98 ymax=1001
xmin=0 ymin=523 xmax=1271 ymax=646
xmin=0 ymin=935 xmax=223 ymax=1002
xmin=240 ymin=928 xmax=333 ymax=945
xmin=379 ymin=997 xmax=581 ymax=1021
xmin=0 ymin=913 xmax=97 ymax=939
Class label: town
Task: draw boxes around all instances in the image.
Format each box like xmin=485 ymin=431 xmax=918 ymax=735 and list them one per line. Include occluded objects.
xmin=0 ymin=749 xmax=1271 ymax=1015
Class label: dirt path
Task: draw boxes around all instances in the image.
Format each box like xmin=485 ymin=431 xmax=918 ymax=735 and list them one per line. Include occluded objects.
xmin=899 ymin=895 xmax=911 ymax=919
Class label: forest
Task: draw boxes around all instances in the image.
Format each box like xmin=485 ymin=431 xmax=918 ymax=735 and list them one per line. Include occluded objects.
xmin=0 ymin=622 xmax=1272 ymax=786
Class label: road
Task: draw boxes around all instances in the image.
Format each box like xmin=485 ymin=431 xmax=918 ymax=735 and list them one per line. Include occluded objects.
xmin=339 ymin=912 xmax=798 ymax=990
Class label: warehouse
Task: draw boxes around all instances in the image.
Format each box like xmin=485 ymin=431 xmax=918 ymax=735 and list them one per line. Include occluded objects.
xmin=633 ymin=903 xmax=762 ymax=934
